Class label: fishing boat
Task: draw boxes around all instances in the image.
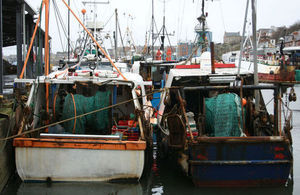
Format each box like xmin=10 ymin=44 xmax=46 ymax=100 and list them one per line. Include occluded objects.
xmin=234 ymin=48 xmax=300 ymax=83
xmin=156 ymin=0 xmax=294 ymax=187
xmin=12 ymin=0 xmax=153 ymax=182
xmin=157 ymin=65 xmax=293 ymax=187
xmin=256 ymin=45 xmax=300 ymax=83
xmin=13 ymin=65 xmax=153 ymax=182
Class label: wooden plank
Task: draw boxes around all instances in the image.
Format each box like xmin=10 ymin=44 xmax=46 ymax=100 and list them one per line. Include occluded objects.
xmin=13 ymin=138 xmax=146 ymax=150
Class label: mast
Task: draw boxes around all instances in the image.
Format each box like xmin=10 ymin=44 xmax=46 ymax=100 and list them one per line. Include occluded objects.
xmin=251 ymin=0 xmax=259 ymax=110
xmin=115 ymin=9 xmax=118 ymax=60
xmin=82 ymin=1 xmax=109 ymax=64
xmin=201 ymin=0 xmax=205 ymax=51
xmin=151 ymin=0 xmax=154 ymax=60
xmin=68 ymin=0 xmax=70 ymax=62
xmin=94 ymin=1 xmax=98 ymax=67
xmin=238 ymin=0 xmax=249 ymax=76
xmin=22 ymin=3 xmax=26 ymax=77
xmin=161 ymin=0 xmax=166 ymax=60
xmin=45 ymin=0 xmax=50 ymax=116
xmin=197 ymin=0 xmax=206 ymax=52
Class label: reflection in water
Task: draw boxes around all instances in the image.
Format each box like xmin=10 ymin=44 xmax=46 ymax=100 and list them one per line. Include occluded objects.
xmin=17 ymin=182 xmax=142 ymax=195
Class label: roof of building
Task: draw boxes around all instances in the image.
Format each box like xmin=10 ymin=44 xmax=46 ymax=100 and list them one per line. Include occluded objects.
xmin=258 ymin=28 xmax=273 ymax=33
xmin=2 ymin=0 xmax=36 ymax=47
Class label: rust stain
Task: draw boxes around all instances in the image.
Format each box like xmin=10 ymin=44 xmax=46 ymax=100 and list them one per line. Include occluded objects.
xmin=274 ymin=147 xmax=284 ymax=151
xmin=274 ymin=153 xmax=285 ymax=159
xmin=197 ymin=154 xmax=208 ymax=160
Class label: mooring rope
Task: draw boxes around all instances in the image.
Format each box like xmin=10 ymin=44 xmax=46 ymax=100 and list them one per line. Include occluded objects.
xmin=0 ymin=88 xmax=167 ymax=142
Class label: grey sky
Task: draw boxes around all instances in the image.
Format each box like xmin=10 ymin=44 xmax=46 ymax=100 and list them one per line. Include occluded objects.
xmin=5 ymin=0 xmax=300 ymax=54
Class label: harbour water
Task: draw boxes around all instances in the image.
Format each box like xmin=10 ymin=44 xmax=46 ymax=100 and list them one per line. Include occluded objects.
xmin=2 ymin=85 xmax=300 ymax=195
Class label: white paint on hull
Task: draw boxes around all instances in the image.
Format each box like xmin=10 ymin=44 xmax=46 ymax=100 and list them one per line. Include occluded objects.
xmin=16 ymin=147 xmax=144 ymax=182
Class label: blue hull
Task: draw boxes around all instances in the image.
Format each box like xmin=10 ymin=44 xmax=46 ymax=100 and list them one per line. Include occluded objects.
xmin=188 ymin=137 xmax=292 ymax=187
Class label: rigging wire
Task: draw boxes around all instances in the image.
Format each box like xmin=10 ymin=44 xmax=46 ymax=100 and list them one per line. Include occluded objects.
xmin=52 ymin=0 xmax=74 ymax=50
xmin=52 ymin=0 xmax=65 ymax=52
xmin=117 ymin=18 xmax=126 ymax=56
xmin=103 ymin=12 xmax=115 ymax=29
xmin=218 ymin=1 xmax=227 ymax=33
xmin=177 ymin=0 xmax=186 ymax=42
xmin=53 ymin=0 xmax=67 ymax=41
xmin=72 ymin=0 xmax=82 ymax=18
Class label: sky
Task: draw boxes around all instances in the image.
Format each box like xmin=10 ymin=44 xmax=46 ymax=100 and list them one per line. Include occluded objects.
xmin=4 ymin=0 xmax=300 ymax=55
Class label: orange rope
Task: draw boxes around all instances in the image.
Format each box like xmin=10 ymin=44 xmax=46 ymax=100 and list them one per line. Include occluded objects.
xmin=44 ymin=0 xmax=50 ymax=115
xmin=44 ymin=0 xmax=50 ymax=132
xmin=20 ymin=2 xmax=44 ymax=79
xmin=45 ymin=0 xmax=49 ymax=77
xmin=61 ymin=0 xmax=127 ymax=81
xmin=70 ymin=93 xmax=77 ymax=134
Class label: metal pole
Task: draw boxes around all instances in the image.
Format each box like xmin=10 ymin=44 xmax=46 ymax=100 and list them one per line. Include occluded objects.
xmin=0 ymin=0 xmax=3 ymax=94
xmin=202 ymin=0 xmax=205 ymax=51
xmin=210 ymin=42 xmax=215 ymax=74
xmin=68 ymin=0 xmax=70 ymax=62
xmin=16 ymin=4 xmax=22 ymax=79
xmin=161 ymin=0 xmax=165 ymax=60
xmin=152 ymin=0 xmax=154 ymax=60
xmin=94 ymin=2 xmax=98 ymax=67
xmin=45 ymin=0 xmax=50 ymax=115
xmin=274 ymin=85 xmax=279 ymax=135
xmin=238 ymin=0 xmax=249 ymax=76
xmin=251 ymin=0 xmax=259 ymax=110
xmin=115 ymin=9 xmax=118 ymax=60
xmin=22 ymin=3 xmax=26 ymax=77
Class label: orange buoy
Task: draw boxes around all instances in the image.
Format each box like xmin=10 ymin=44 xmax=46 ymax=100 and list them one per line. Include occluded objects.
xmin=81 ymin=9 xmax=86 ymax=15
xmin=242 ymin=98 xmax=247 ymax=106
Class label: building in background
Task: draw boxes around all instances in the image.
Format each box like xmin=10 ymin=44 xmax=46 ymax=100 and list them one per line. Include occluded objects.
xmin=223 ymin=32 xmax=241 ymax=45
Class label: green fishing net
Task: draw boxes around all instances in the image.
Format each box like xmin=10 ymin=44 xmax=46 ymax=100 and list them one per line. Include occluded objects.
xmin=205 ymin=93 xmax=243 ymax=137
xmin=55 ymin=91 xmax=111 ymax=134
